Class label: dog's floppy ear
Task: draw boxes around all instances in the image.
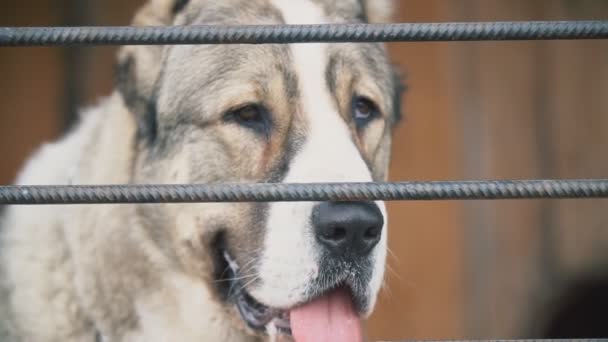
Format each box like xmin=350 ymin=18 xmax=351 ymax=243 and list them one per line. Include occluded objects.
xmin=115 ymin=0 xmax=190 ymax=142
xmin=363 ymin=0 xmax=396 ymax=23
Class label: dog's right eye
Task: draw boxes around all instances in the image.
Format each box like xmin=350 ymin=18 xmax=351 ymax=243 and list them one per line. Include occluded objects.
xmin=223 ymin=104 xmax=272 ymax=136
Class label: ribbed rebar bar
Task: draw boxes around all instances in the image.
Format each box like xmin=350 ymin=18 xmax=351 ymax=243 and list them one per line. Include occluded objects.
xmin=0 ymin=180 xmax=606 ymax=205
xmin=392 ymin=340 xmax=607 ymax=342
xmin=391 ymin=340 xmax=608 ymax=342
xmin=1 ymin=21 xmax=607 ymax=47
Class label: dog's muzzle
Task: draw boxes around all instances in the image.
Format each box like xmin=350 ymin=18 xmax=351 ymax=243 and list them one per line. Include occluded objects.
xmin=222 ymin=250 xmax=292 ymax=334
xmin=214 ymin=201 xmax=385 ymax=341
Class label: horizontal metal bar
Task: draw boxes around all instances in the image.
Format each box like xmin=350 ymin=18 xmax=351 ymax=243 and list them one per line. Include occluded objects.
xmin=381 ymin=340 xmax=608 ymax=342
xmin=0 ymin=179 xmax=606 ymax=205
xmin=0 ymin=21 xmax=607 ymax=47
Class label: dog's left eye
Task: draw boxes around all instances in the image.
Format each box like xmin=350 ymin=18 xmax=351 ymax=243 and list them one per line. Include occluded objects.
xmin=352 ymin=96 xmax=380 ymax=127
xmin=224 ymin=104 xmax=272 ymax=136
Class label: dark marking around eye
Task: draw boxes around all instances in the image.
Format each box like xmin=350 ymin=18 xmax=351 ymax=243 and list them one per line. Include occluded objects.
xmin=172 ymin=0 xmax=190 ymax=15
xmin=357 ymin=0 xmax=369 ymax=22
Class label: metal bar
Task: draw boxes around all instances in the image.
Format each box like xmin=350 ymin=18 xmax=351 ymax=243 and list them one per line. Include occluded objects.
xmin=0 ymin=179 xmax=607 ymax=205
xmin=379 ymin=340 xmax=608 ymax=342
xmin=0 ymin=21 xmax=607 ymax=47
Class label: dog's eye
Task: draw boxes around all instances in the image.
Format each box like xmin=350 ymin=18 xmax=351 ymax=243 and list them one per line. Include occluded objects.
xmin=352 ymin=96 xmax=380 ymax=127
xmin=235 ymin=105 xmax=261 ymax=122
xmin=224 ymin=104 xmax=272 ymax=136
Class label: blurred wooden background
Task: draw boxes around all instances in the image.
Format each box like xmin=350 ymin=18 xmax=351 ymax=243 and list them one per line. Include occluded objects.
xmin=1 ymin=0 xmax=608 ymax=340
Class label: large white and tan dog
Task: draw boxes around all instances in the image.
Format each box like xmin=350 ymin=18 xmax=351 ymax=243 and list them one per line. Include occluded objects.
xmin=0 ymin=0 xmax=403 ymax=341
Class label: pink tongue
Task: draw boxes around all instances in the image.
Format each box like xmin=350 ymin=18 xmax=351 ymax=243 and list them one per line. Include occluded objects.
xmin=289 ymin=288 xmax=363 ymax=342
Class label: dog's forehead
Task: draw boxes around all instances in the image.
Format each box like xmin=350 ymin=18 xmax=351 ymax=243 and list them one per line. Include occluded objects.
xmin=309 ymin=0 xmax=366 ymax=21
xmin=179 ymin=0 xmax=365 ymax=25
xmin=158 ymin=0 xmax=396 ymax=126
xmin=180 ymin=0 xmax=282 ymax=25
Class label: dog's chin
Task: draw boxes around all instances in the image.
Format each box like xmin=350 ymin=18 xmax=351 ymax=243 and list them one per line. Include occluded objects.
xmin=212 ymin=235 xmax=374 ymax=340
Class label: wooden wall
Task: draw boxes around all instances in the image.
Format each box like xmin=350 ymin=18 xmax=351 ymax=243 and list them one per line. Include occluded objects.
xmin=1 ymin=1 xmax=608 ymax=340
xmin=0 ymin=2 xmax=65 ymax=183
xmin=443 ymin=1 xmax=608 ymax=338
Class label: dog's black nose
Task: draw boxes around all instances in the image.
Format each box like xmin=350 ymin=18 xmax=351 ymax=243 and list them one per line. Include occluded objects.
xmin=312 ymin=201 xmax=384 ymax=257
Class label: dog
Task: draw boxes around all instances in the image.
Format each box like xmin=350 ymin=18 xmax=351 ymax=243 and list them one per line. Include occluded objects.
xmin=0 ymin=0 xmax=403 ymax=341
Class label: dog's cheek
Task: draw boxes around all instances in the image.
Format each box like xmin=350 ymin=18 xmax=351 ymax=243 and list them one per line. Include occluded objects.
xmin=171 ymin=204 xmax=240 ymax=278
xmin=174 ymin=209 xmax=216 ymax=278
xmin=182 ymin=128 xmax=268 ymax=183
xmin=222 ymin=129 xmax=273 ymax=181
xmin=147 ymin=133 xmax=230 ymax=184
xmin=230 ymin=203 xmax=268 ymax=277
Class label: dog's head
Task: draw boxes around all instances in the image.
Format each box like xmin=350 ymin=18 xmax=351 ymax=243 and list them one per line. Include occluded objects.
xmin=117 ymin=0 xmax=403 ymax=340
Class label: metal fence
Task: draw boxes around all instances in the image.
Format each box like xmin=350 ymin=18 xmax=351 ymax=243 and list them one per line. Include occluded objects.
xmin=1 ymin=21 xmax=607 ymax=205
xmin=1 ymin=19 xmax=607 ymax=341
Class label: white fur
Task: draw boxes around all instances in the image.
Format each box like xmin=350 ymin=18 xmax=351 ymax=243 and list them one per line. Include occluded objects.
xmin=0 ymin=97 xmax=126 ymax=342
xmin=125 ymin=274 xmax=249 ymax=342
xmin=252 ymin=0 xmax=387 ymax=313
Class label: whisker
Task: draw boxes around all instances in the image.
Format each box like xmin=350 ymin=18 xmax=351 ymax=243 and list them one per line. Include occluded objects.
xmin=386 ymin=246 xmax=400 ymax=264
xmin=380 ymin=279 xmax=393 ymax=298
xmin=241 ymin=274 xmax=261 ymax=289
xmin=213 ymin=273 xmax=259 ymax=284
xmin=239 ymin=256 xmax=259 ymax=271
xmin=385 ymin=262 xmax=401 ymax=281
xmin=227 ymin=278 xmax=242 ymax=300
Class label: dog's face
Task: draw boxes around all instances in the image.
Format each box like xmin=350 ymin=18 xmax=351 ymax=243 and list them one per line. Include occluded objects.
xmin=118 ymin=0 xmax=402 ymax=339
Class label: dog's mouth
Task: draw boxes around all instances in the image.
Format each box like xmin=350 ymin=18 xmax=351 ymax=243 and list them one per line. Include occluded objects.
xmin=222 ymin=249 xmax=293 ymax=335
xmin=213 ymin=236 xmax=366 ymax=341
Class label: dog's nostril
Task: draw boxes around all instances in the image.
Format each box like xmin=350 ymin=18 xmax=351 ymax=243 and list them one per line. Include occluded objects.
xmin=326 ymin=226 xmax=347 ymax=241
xmin=364 ymin=226 xmax=381 ymax=239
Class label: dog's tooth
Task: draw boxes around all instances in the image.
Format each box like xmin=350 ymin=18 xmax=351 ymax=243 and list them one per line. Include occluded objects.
xmin=266 ymin=318 xmax=292 ymax=341
xmin=265 ymin=320 xmax=278 ymax=341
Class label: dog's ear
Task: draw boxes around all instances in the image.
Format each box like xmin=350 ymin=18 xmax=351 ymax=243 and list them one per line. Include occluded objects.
xmin=115 ymin=0 xmax=191 ymax=143
xmin=362 ymin=0 xmax=396 ymax=23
